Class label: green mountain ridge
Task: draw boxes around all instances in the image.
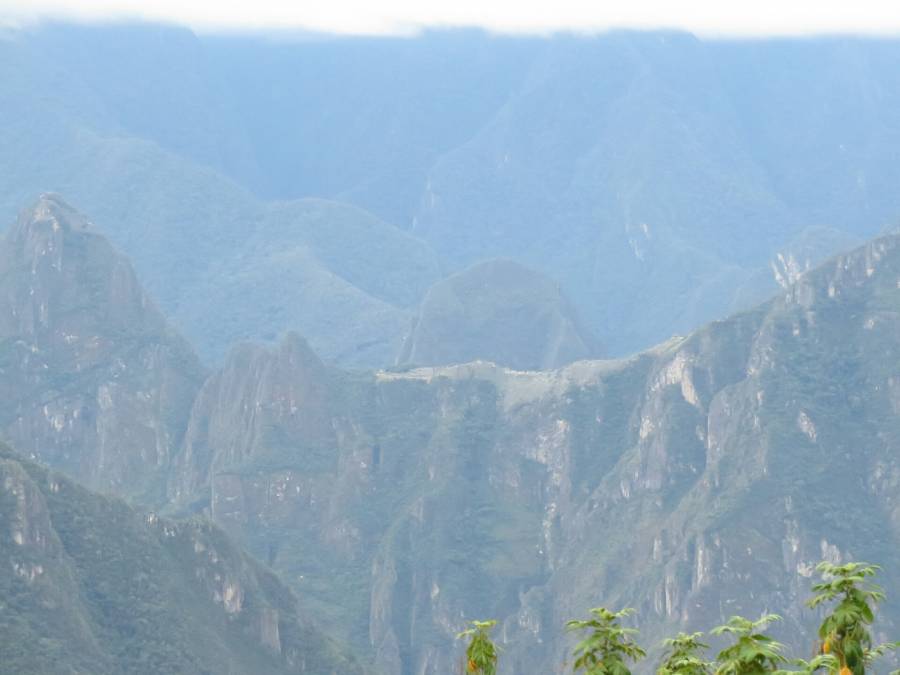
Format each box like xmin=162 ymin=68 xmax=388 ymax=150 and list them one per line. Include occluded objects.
xmin=397 ymin=259 xmax=603 ymax=370
xmin=0 ymin=441 xmax=365 ymax=674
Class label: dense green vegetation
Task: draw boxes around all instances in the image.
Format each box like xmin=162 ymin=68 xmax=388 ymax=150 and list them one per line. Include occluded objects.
xmin=397 ymin=258 xmax=602 ymax=370
xmin=458 ymin=620 xmax=500 ymax=675
xmin=657 ymin=632 xmax=711 ymax=675
xmin=807 ymin=563 xmax=900 ymax=675
xmin=0 ymin=443 xmax=364 ymax=675
xmin=566 ymin=607 xmax=647 ymax=675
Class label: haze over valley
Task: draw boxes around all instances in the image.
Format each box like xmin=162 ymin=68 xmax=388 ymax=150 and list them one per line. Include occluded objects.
xmin=2 ymin=16 xmax=900 ymax=675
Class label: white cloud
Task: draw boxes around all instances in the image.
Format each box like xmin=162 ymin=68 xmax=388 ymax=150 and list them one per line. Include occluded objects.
xmin=2 ymin=0 xmax=900 ymax=36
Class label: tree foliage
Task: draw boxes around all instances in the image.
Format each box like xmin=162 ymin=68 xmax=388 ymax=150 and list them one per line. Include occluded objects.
xmin=711 ymin=614 xmax=787 ymax=675
xmin=658 ymin=632 xmax=713 ymax=675
xmin=774 ymin=654 xmax=841 ymax=675
xmin=457 ymin=619 xmax=499 ymax=675
xmin=455 ymin=561 xmax=899 ymax=675
xmin=566 ymin=607 xmax=646 ymax=675
xmin=807 ymin=562 xmax=899 ymax=675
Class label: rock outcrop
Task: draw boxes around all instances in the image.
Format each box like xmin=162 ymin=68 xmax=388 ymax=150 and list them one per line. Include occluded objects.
xmin=0 ymin=194 xmax=205 ymax=501
xmin=172 ymin=332 xmax=335 ymax=510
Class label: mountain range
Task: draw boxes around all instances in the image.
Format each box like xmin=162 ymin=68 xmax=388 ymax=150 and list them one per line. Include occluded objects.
xmin=1 ymin=194 xmax=898 ymax=674
xmin=4 ymin=24 xmax=900 ymax=367
xmin=4 ymin=18 xmax=900 ymax=675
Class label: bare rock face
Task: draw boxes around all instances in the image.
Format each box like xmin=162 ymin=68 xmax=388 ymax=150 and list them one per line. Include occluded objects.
xmin=171 ymin=332 xmax=335 ymax=509
xmin=398 ymin=259 xmax=602 ymax=370
xmin=0 ymin=194 xmax=204 ymax=501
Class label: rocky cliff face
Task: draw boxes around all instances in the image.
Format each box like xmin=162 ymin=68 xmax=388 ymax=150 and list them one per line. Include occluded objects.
xmin=0 ymin=194 xmax=205 ymax=501
xmin=0 ymin=442 xmax=365 ymax=675
xmin=172 ymin=332 xmax=336 ymax=508
xmin=398 ymin=259 xmax=602 ymax=370
xmin=502 ymin=232 xmax=900 ymax=671
xmin=177 ymin=234 xmax=900 ymax=674
xmin=2 ymin=195 xmax=899 ymax=675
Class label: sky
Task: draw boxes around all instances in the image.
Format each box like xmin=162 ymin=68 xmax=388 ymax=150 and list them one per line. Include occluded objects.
xmin=2 ymin=0 xmax=900 ymax=36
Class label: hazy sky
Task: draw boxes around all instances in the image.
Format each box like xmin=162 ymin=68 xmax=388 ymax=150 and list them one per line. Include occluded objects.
xmin=3 ymin=0 xmax=900 ymax=36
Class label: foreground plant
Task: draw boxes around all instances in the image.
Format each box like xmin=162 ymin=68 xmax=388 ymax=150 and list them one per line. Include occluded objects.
xmin=567 ymin=607 xmax=646 ymax=675
xmin=658 ymin=632 xmax=712 ymax=675
xmin=712 ymin=614 xmax=787 ymax=675
xmin=450 ymin=561 xmax=899 ymax=675
xmin=457 ymin=619 xmax=499 ymax=674
xmin=774 ymin=654 xmax=841 ymax=675
xmin=807 ymin=562 xmax=899 ymax=675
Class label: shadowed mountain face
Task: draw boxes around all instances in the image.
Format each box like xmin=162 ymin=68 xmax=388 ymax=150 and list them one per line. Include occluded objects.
xmin=4 ymin=25 xmax=900 ymax=364
xmin=0 ymin=442 xmax=365 ymax=675
xmin=398 ymin=259 xmax=602 ymax=370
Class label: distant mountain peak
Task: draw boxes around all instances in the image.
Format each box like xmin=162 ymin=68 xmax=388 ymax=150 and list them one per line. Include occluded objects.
xmin=10 ymin=193 xmax=97 ymax=243
xmin=398 ymin=258 xmax=603 ymax=370
xmin=2 ymin=194 xmax=162 ymax=340
xmin=278 ymin=330 xmax=326 ymax=368
xmin=32 ymin=191 xmax=90 ymax=225
xmin=0 ymin=196 xmax=205 ymax=499
xmin=171 ymin=329 xmax=334 ymax=508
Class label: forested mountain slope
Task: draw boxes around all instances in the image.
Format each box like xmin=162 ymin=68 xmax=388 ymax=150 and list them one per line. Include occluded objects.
xmin=397 ymin=259 xmax=602 ymax=369
xmin=0 ymin=442 xmax=365 ymax=675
